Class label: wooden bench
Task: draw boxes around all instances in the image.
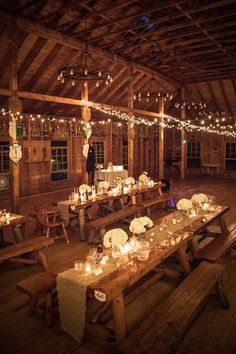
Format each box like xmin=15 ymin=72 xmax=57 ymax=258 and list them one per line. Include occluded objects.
xmin=137 ymin=194 xmax=174 ymax=218
xmin=118 ymin=261 xmax=228 ymax=354
xmin=0 ymin=236 xmax=54 ymax=270
xmin=86 ymin=205 xmax=143 ymax=244
xmin=194 ymin=223 xmax=236 ymax=263
xmin=16 ymin=271 xmax=56 ymax=327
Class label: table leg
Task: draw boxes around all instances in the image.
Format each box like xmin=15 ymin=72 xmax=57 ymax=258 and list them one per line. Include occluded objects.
xmin=131 ymin=195 xmax=137 ymax=205
xmin=218 ymin=216 xmax=228 ymax=235
xmin=177 ymin=246 xmax=191 ymax=275
xmin=111 ymin=289 xmax=127 ymax=344
xmin=78 ymin=209 xmax=85 ymax=241
xmin=13 ymin=224 xmax=25 ymax=243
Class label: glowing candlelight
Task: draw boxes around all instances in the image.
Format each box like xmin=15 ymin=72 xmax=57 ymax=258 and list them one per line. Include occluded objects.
xmin=5 ymin=212 xmax=10 ymax=220
xmin=85 ymin=262 xmax=92 ymax=272
xmin=203 ymin=202 xmax=209 ymax=210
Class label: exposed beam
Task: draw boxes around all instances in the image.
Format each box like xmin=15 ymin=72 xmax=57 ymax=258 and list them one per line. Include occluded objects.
xmin=218 ymin=80 xmax=233 ymax=116
xmin=0 ymin=10 xmax=177 ymax=89
xmin=88 ymin=0 xmax=235 ymax=45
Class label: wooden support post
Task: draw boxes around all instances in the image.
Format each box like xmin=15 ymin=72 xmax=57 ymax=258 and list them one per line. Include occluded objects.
xmin=128 ymin=66 xmax=135 ymax=177
xmin=158 ymin=97 xmax=164 ymax=180
xmin=111 ymin=289 xmax=127 ymax=344
xmin=8 ymin=25 xmax=21 ymax=212
xmin=181 ymin=88 xmax=186 ymax=180
xmin=81 ymin=81 xmax=90 ymax=184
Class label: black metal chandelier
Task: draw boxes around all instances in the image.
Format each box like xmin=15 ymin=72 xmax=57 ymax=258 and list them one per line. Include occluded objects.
xmin=57 ymin=44 xmax=112 ymax=88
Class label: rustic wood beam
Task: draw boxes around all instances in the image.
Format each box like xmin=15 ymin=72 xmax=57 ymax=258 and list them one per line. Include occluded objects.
xmin=78 ymin=0 xmax=187 ymax=38
xmin=90 ymin=0 xmax=235 ymax=45
xmin=0 ymin=87 xmax=163 ymax=119
xmin=104 ymin=68 xmax=129 ymax=102
xmin=218 ymin=80 xmax=234 ymax=117
xmin=8 ymin=25 xmax=21 ymax=212
xmin=158 ymin=98 xmax=164 ymax=179
xmin=185 ymin=73 xmax=236 ymax=83
xmin=180 ymin=88 xmax=186 ymax=180
xmin=103 ymin=6 xmax=236 ymax=51
xmin=60 ymin=0 xmax=138 ymax=29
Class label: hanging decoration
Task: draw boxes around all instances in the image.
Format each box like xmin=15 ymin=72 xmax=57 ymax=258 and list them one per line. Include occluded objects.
xmin=133 ymin=78 xmax=173 ymax=103
xmin=9 ymin=118 xmax=23 ymax=139
xmin=9 ymin=143 xmax=22 ymax=164
xmin=81 ymin=121 xmax=92 ymax=141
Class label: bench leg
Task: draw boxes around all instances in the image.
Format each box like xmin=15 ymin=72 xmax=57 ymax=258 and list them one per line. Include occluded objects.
xmin=38 ymin=249 xmax=49 ymax=271
xmin=215 ymin=277 xmax=229 ymax=309
xmin=88 ymin=231 xmax=95 ymax=245
xmin=100 ymin=228 xmax=106 ymax=242
xmin=45 ymin=292 xmax=53 ymax=327
xmin=28 ymin=296 xmax=38 ymax=316
xmin=177 ymin=246 xmax=191 ymax=275
xmin=146 ymin=208 xmax=151 ymax=218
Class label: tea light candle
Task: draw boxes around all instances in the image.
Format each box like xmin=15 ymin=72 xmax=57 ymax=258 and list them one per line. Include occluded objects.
xmin=172 ymin=218 xmax=177 ymax=225
xmin=85 ymin=262 xmax=92 ymax=273
xmin=203 ymin=202 xmax=209 ymax=210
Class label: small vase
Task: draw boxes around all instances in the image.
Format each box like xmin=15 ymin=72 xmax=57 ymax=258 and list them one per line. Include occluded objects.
xmin=112 ymin=245 xmax=121 ymax=259
xmin=136 ymin=240 xmax=150 ymax=261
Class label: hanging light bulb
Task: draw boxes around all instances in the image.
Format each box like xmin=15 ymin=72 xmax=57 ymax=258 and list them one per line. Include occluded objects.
xmin=147 ymin=91 xmax=150 ymax=97
xmin=57 ymin=75 xmax=60 ymax=81
xmin=155 ymin=97 xmax=158 ymax=102
xmin=84 ymin=81 xmax=87 ymax=87
xmin=146 ymin=98 xmax=149 ymax=102
xmin=96 ymin=81 xmax=99 ymax=87
xmin=110 ymin=77 xmax=113 ymax=82
xmin=61 ymin=77 xmax=64 ymax=83
xmin=72 ymin=80 xmax=75 ymax=86
xmin=98 ymin=70 xmax=102 ymax=77
xmin=133 ymin=93 xmax=136 ymax=100
xmin=70 ymin=69 xmax=73 ymax=75
xmin=138 ymin=92 xmax=141 ymax=98
xmin=60 ymin=72 xmax=63 ymax=78
xmin=105 ymin=79 xmax=109 ymax=85
xmin=107 ymin=74 xmax=111 ymax=80
xmin=158 ymin=92 xmax=161 ymax=97
xmin=84 ymin=68 xmax=88 ymax=75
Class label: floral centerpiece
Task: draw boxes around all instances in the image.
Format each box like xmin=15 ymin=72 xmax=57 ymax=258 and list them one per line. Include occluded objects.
xmin=125 ymin=177 xmax=135 ymax=186
xmin=103 ymin=229 xmax=128 ymax=258
xmin=138 ymin=171 xmax=150 ymax=184
xmin=191 ymin=193 xmax=208 ymax=205
xmin=176 ymin=198 xmax=193 ymax=212
xmin=95 ymin=164 xmax=103 ymax=171
xmin=79 ymin=184 xmax=92 ymax=195
xmin=129 ymin=216 xmax=153 ymax=236
xmin=98 ymin=180 xmax=110 ymax=192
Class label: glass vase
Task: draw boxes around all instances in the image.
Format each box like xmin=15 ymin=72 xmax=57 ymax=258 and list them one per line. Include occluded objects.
xmin=136 ymin=240 xmax=150 ymax=261
xmin=112 ymin=245 xmax=121 ymax=259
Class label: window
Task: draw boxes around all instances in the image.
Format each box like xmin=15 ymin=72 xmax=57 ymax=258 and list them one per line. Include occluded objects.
xmin=0 ymin=141 xmax=10 ymax=172
xmin=225 ymin=142 xmax=236 ymax=170
xmin=187 ymin=142 xmax=201 ymax=168
xmin=51 ymin=141 xmax=68 ymax=181
xmin=123 ymin=140 xmax=128 ymax=170
xmin=92 ymin=141 xmax=105 ymax=164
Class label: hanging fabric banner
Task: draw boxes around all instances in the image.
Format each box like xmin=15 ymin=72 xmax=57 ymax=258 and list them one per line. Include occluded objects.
xmin=9 ymin=143 xmax=22 ymax=164
xmin=9 ymin=120 xmax=23 ymax=139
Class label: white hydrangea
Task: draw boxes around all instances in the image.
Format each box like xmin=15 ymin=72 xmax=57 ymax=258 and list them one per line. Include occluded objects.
xmin=98 ymin=181 xmax=110 ymax=191
xmin=176 ymin=198 xmax=193 ymax=211
xmin=125 ymin=177 xmax=135 ymax=185
xmin=129 ymin=216 xmax=153 ymax=235
xmin=191 ymin=193 xmax=208 ymax=205
xmin=103 ymin=229 xmax=128 ymax=248
xmin=138 ymin=174 xmax=149 ymax=183
xmin=79 ymin=184 xmax=92 ymax=194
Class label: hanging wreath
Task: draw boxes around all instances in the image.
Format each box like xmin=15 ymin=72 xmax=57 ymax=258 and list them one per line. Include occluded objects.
xmin=211 ymin=143 xmax=220 ymax=153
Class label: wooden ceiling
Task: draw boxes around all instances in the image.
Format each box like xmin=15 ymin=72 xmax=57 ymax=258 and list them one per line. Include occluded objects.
xmin=0 ymin=0 xmax=235 ymax=119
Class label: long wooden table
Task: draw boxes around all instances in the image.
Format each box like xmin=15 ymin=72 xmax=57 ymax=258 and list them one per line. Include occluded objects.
xmin=52 ymin=204 xmax=230 ymax=345
xmin=0 ymin=213 xmax=32 ymax=245
xmin=57 ymin=183 xmax=163 ymax=240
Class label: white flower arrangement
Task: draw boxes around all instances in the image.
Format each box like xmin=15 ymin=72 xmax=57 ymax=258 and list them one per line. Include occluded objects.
xmin=79 ymin=184 xmax=92 ymax=194
xmin=176 ymin=198 xmax=193 ymax=211
xmin=103 ymin=228 xmax=128 ymax=248
xmin=191 ymin=193 xmax=208 ymax=205
xmin=138 ymin=174 xmax=150 ymax=184
xmin=129 ymin=216 xmax=153 ymax=235
xmin=125 ymin=177 xmax=135 ymax=185
xmin=98 ymin=181 xmax=110 ymax=191
xmin=114 ymin=176 xmax=125 ymax=185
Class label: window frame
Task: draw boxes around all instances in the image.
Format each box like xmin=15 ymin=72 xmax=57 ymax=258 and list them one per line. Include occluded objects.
xmin=225 ymin=142 xmax=236 ymax=170
xmin=50 ymin=140 xmax=68 ymax=181
xmin=92 ymin=140 xmax=106 ymax=165
xmin=187 ymin=141 xmax=201 ymax=168
xmin=0 ymin=141 xmax=10 ymax=173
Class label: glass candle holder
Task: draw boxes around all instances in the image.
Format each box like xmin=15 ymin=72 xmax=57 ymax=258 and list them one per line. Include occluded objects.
xmin=136 ymin=240 xmax=150 ymax=261
xmin=74 ymin=260 xmax=83 ymax=272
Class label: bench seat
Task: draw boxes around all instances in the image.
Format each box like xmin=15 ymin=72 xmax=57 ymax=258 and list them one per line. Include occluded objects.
xmin=137 ymin=194 xmax=174 ymax=217
xmin=194 ymin=223 xmax=236 ymax=262
xmin=119 ymin=261 xmax=227 ymax=354
xmin=16 ymin=271 xmax=56 ymax=326
xmin=86 ymin=205 xmax=143 ymax=244
xmin=0 ymin=236 xmax=54 ymax=269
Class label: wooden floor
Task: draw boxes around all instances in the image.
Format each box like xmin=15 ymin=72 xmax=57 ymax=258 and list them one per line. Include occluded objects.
xmin=0 ymin=176 xmax=236 ymax=354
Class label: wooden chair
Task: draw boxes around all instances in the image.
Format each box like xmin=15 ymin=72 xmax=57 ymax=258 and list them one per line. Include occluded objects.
xmin=37 ymin=209 xmax=69 ymax=243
